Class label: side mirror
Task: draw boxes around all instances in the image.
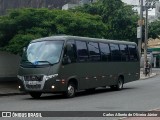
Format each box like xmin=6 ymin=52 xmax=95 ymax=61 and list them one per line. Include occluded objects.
xmin=62 ymin=44 xmax=73 ymax=65
xmin=66 ymin=44 xmax=72 ymax=51
xmin=23 ymin=47 xmax=26 ymax=52
xmin=62 ymin=56 xmax=71 ymax=65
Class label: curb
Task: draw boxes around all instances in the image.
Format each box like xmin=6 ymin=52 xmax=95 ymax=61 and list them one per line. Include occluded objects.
xmin=0 ymin=92 xmax=27 ymax=97
xmin=140 ymin=73 xmax=157 ymax=80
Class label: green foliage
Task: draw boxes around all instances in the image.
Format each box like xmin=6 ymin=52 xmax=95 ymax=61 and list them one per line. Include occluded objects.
xmin=148 ymin=20 xmax=160 ymax=39
xmin=4 ymin=34 xmax=41 ymax=55
xmin=71 ymin=0 xmax=139 ymax=42
xmin=0 ymin=0 xmax=140 ymax=55
xmin=106 ymin=5 xmax=138 ymax=41
xmin=0 ymin=8 xmax=106 ymax=54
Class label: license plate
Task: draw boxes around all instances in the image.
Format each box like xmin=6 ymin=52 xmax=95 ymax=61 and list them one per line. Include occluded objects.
xmin=27 ymin=81 xmax=38 ymax=85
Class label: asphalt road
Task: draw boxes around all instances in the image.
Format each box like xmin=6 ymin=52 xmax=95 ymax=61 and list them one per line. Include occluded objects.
xmin=0 ymin=70 xmax=160 ymax=120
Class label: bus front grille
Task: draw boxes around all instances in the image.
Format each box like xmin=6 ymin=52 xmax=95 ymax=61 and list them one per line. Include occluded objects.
xmin=24 ymin=75 xmax=43 ymax=81
xmin=26 ymin=84 xmax=41 ymax=89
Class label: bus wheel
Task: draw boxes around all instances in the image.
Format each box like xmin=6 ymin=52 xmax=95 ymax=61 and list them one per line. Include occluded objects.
xmin=110 ymin=77 xmax=123 ymax=90
xmin=29 ymin=92 xmax=42 ymax=99
xmin=65 ymin=82 xmax=76 ymax=98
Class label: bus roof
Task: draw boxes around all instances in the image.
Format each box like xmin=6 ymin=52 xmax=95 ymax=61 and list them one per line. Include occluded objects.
xmin=32 ymin=35 xmax=137 ymax=45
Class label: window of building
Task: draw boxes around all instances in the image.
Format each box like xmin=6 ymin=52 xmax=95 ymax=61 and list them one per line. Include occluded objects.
xmin=76 ymin=41 xmax=89 ymax=62
xmin=128 ymin=45 xmax=139 ymax=61
xmin=110 ymin=43 xmax=121 ymax=61
xmin=88 ymin=42 xmax=100 ymax=61
xmin=119 ymin=44 xmax=129 ymax=61
xmin=99 ymin=43 xmax=111 ymax=61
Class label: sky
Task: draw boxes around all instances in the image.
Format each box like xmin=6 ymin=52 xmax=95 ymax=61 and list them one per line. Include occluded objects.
xmin=121 ymin=0 xmax=157 ymax=16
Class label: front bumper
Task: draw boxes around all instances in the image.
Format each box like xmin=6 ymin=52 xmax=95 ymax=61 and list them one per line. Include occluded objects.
xmin=18 ymin=77 xmax=67 ymax=93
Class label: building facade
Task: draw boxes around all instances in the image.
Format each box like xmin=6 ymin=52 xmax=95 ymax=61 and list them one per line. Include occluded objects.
xmin=62 ymin=0 xmax=97 ymax=10
xmin=148 ymin=39 xmax=160 ymax=68
xmin=155 ymin=1 xmax=160 ymax=19
xmin=0 ymin=0 xmax=80 ymax=15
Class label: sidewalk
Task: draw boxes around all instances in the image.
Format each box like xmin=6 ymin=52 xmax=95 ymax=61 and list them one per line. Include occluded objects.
xmin=0 ymin=81 xmax=25 ymax=96
xmin=140 ymin=72 xmax=156 ymax=80
xmin=0 ymin=72 xmax=157 ymax=96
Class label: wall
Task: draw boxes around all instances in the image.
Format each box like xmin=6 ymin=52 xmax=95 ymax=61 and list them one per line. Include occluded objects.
xmin=0 ymin=51 xmax=21 ymax=81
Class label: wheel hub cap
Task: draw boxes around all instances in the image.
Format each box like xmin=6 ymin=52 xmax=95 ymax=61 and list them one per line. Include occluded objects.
xmin=68 ymin=85 xmax=74 ymax=96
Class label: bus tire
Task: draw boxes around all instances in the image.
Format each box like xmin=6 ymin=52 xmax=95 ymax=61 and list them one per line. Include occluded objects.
xmin=29 ymin=92 xmax=42 ymax=99
xmin=110 ymin=77 xmax=123 ymax=91
xmin=64 ymin=82 xmax=76 ymax=98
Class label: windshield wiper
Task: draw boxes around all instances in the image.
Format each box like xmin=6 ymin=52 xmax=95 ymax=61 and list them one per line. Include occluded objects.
xmin=33 ymin=61 xmax=53 ymax=65
xmin=21 ymin=61 xmax=34 ymax=65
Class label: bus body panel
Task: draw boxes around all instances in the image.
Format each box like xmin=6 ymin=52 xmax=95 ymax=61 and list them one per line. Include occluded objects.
xmin=59 ymin=62 xmax=140 ymax=90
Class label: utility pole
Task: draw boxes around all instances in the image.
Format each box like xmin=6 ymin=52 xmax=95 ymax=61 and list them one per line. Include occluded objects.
xmin=138 ymin=0 xmax=144 ymax=56
xmin=143 ymin=0 xmax=158 ymax=73
xmin=144 ymin=1 xmax=148 ymax=72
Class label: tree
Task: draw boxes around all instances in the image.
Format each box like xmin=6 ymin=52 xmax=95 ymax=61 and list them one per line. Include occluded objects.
xmin=148 ymin=20 xmax=160 ymax=39
xmin=71 ymin=0 xmax=139 ymax=42
xmin=0 ymin=8 xmax=107 ymax=54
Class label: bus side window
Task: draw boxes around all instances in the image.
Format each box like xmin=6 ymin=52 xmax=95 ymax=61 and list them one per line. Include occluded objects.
xmin=110 ymin=43 xmax=121 ymax=61
xmin=65 ymin=41 xmax=77 ymax=63
xmin=88 ymin=42 xmax=100 ymax=61
xmin=128 ymin=45 xmax=139 ymax=61
xmin=99 ymin=43 xmax=111 ymax=61
xmin=119 ymin=44 xmax=129 ymax=61
xmin=76 ymin=41 xmax=89 ymax=62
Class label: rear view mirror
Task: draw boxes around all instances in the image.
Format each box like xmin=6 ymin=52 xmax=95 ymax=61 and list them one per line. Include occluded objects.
xmin=66 ymin=44 xmax=72 ymax=51
xmin=23 ymin=47 xmax=26 ymax=52
xmin=62 ymin=56 xmax=71 ymax=65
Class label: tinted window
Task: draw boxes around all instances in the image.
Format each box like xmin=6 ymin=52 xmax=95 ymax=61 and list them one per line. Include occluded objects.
xmin=128 ymin=45 xmax=139 ymax=61
xmin=65 ymin=40 xmax=77 ymax=63
xmin=88 ymin=42 xmax=100 ymax=61
xmin=110 ymin=44 xmax=121 ymax=61
xmin=119 ymin=44 xmax=129 ymax=61
xmin=76 ymin=41 xmax=88 ymax=62
xmin=99 ymin=43 xmax=111 ymax=61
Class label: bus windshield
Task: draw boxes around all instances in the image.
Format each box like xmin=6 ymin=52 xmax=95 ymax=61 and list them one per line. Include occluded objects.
xmin=21 ymin=40 xmax=64 ymax=66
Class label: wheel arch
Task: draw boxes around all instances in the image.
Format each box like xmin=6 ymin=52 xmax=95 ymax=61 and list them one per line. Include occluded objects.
xmin=68 ymin=78 xmax=78 ymax=90
xmin=118 ymin=75 xmax=124 ymax=83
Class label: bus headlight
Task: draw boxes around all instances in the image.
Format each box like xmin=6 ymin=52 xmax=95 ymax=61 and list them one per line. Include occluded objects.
xmin=17 ymin=75 xmax=24 ymax=80
xmin=43 ymin=74 xmax=58 ymax=81
xmin=51 ymin=85 xmax=55 ymax=89
xmin=18 ymin=86 xmax=21 ymax=89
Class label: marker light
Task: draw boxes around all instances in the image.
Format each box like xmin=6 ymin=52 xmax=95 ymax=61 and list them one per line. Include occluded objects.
xmin=18 ymin=86 xmax=21 ymax=89
xmin=61 ymin=79 xmax=65 ymax=84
